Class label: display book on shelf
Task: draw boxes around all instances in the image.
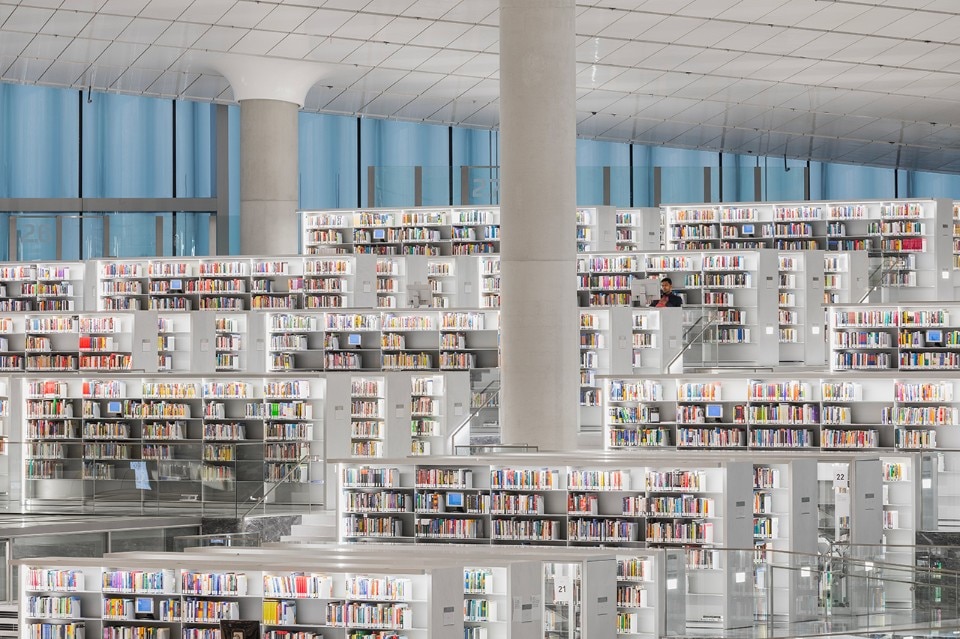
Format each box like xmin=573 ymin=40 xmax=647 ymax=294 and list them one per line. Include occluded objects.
xmin=300 ymin=206 xmax=501 ymax=256
xmin=335 ymin=456 xmax=754 ymax=629
xmin=16 ymin=551 xmax=467 ymax=639
xmin=20 ymin=375 xmax=322 ymax=505
xmin=828 ymin=302 xmax=960 ymax=372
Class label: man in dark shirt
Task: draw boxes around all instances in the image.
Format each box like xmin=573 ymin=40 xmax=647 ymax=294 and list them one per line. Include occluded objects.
xmin=651 ymin=277 xmax=682 ymax=307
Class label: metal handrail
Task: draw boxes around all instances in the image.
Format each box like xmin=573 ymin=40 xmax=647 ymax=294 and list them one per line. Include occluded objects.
xmin=448 ymin=377 xmax=501 ymax=454
xmin=857 ymin=256 xmax=897 ymax=303
xmin=664 ymin=311 xmax=721 ymax=373
xmin=240 ymin=453 xmax=319 ymax=520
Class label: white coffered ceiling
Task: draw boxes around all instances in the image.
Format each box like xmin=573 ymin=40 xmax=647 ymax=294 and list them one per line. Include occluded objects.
xmin=3 ymin=0 xmax=960 ymax=171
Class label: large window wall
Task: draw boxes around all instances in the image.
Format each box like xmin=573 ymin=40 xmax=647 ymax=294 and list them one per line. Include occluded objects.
xmin=5 ymin=81 xmax=960 ymax=258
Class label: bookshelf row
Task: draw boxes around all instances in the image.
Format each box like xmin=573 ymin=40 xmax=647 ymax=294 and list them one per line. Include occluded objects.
xmin=828 ymin=302 xmax=960 ymax=371
xmin=0 ymin=310 xmax=500 ymax=375
xmin=603 ymin=373 xmax=960 ymax=456
xmin=18 ymin=541 xmax=694 ymax=639
xmin=300 ymin=206 xmax=661 ymax=256
xmin=5 ymin=371 xmax=470 ymax=510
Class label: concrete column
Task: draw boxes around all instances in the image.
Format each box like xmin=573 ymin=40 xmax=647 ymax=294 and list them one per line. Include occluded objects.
xmin=499 ymin=0 xmax=578 ymax=451
xmin=202 ymin=53 xmax=330 ymax=255
xmin=239 ymin=99 xmax=299 ymax=255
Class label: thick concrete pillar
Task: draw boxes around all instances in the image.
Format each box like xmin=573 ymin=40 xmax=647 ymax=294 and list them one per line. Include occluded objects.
xmin=239 ymin=99 xmax=299 ymax=255
xmin=499 ymin=0 xmax=579 ymax=451
xmin=203 ymin=53 xmax=330 ymax=255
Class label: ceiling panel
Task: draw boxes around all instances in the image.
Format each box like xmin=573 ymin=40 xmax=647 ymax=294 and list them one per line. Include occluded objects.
xmin=99 ymin=0 xmax=148 ymax=14
xmin=348 ymin=67 xmax=408 ymax=93
xmin=87 ymin=64 xmax=126 ymax=88
xmin=154 ymin=21 xmax=208 ymax=48
xmin=599 ymin=40 xmax=665 ymax=67
xmin=408 ymin=20 xmax=471 ymax=48
xmin=599 ymin=67 xmax=663 ymax=92
xmin=416 ymin=49 xmax=476 ymax=74
xmin=21 ymin=34 xmax=73 ymax=60
xmin=304 ymin=37 xmax=360 ymax=63
xmin=296 ymin=9 xmax=353 ymax=36
xmin=113 ymin=67 xmax=163 ymax=92
xmin=134 ymin=45 xmax=183 ymax=70
xmin=179 ymin=0 xmax=235 ymax=24
xmin=0 ymin=1 xmax=959 ymax=171
xmin=2 ymin=58 xmax=54 ymax=84
xmin=193 ymin=26 xmax=247 ymax=52
xmin=391 ymin=94 xmax=450 ymax=120
xmin=269 ymin=33 xmax=324 ymax=58
xmin=139 ymin=0 xmax=191 ymax=20
xmin=41 ymin=10 xmax=94 ymax=37
xmin=180 ymin=73 xmax=230 ymax=100
xmin=39 ymin=60 xmax=89 ymax=86
xmin=219 ymin=1 xmax=273 ymax=28
xmin=340 ymin=41 xmax=400 ymax=66
xmin=256 ymin=5 xmax=313 ymax=32
xmin=3 ymin=6 xmax=55 ymax=33
xmin=60 ymin=38 xmax=110 ymax=62
xmin=373 ymin=17 xmax=428 ymax=45
xmin=794 ymin=2 xmax=870 ymax=30
xmin=148 ymin=70 xmax=198 ymax=95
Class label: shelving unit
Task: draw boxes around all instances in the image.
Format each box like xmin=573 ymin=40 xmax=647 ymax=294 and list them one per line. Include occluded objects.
xmin=613 ymin=208 xmax=661 ymax=252
xmin=664 ymin=198 xmax=953 ymax=302
xmin=18 ymin=555 xmax=465 ymax=639
xmin=823 ymin=252 xmax=869 ymax=304
xmin=777 ymin=251 xmax=825 ymax=365
xmin=751 ymin=459 xmax=818 ymax=623
xmin=827 ymin=302 xmax=960 ymax=371
xmin=576 ymin=207 xmax=616 ymax=253
xmin=452 ymin=208 xmax=501 ymax=255
xmin=348 ymin=376 xmax=387 ymax=458
xmin=410 ymin=374 xmax=443 ymax=456
xmin=21 ymin=375 xmax=325 ymax=510
xmin=479 ymin=256 xmax=500 ymax=309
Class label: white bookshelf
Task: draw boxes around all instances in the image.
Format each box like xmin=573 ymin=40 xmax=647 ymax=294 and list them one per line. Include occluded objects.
xmin=613 ymin=208 xmax=661 ymax=252
xmin=21 ymin=375 xmax=324 ymax=509
xmin=828 ymin=302 xmax=960 ymax=371
xmin=18 ymin=555 xmax=465 ymax=639
xmin=777 ymin=251 xmax=825 ymax=366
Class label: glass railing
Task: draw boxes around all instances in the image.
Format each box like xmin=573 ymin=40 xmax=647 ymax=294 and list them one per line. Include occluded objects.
xmin=9 ymin=440 xmax=325 ymax=518
xmin=1 ymin=211 xmax=215 ymax=261
xmin=664 ymin=546 xmax=960 ymax=638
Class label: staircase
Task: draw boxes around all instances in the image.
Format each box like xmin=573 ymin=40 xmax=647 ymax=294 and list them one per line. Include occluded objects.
xmin=280 ymin=510 xmax=338 ymax=543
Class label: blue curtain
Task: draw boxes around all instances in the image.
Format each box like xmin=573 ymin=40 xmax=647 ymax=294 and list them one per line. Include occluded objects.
xmin=0 ymin=84 xmax=79 ymax=198
xmin=651 ymin=147 xmax=719 ymax=204
xmin=299 ymin=111 xmax=359 ymax=210
xmin=360 ymin=118 xmax=449 ymax=207
xmin=452 ymin=127 xmax=499 ymax=205
xmin=905 ymin=169 xmax=960 ymax=200
xmin=821 ymin=162 xmax=895 ymax=200
xmin=576 ymin=138 xmax=630 ymax=206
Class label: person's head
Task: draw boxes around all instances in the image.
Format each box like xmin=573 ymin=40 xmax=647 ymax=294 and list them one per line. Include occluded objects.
xmin=660 ymin=277 xmax=673 ymax=294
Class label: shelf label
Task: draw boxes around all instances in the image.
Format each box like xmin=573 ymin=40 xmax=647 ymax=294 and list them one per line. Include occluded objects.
xmin=553 ymin=574 xmax=573 ymax=602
